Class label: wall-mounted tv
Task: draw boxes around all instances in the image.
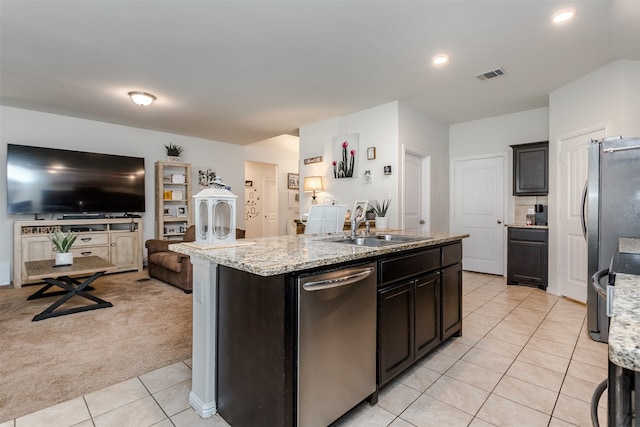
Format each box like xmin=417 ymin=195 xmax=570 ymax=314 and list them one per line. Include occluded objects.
xmin=7 ymin=144 xmax=145 ymax=215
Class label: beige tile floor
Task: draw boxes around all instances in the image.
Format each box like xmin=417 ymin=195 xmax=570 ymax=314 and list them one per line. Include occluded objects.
xmin=2 ymin=271 xmax=608 ymax=427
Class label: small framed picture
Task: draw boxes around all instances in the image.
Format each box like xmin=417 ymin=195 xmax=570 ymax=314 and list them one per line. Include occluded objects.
xmin=176 ymin=205 xmax=187 ymax=217
xmin=352 ymin=200 xmax=369 ymax=220
xmin=384 ymin=165 xmax=392 ymax=175
xmin=163 ymin=207 xmax=171 ymax=216
xmin=367 ymin=147 xmax=376 ymax=160
xmin=171 ymin=174 xmax=185 ymax=184
xmin=171 ymin=190 xmax=183 ymax=200
xmin=245 ymin=180 xmax=253 ymax=187
xmin=363 ymin=169 xmax=373 ymax=183
xmin=288 ymin=173 xmax=299 ymax=189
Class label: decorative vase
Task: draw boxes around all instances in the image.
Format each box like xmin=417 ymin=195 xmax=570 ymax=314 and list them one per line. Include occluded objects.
xmin=166 ymin=156 xmax=182 ymax=163
xmin=374 ymin=216 xmax=389 ymax=230
xmin=55 ymin=252 xmax=73 ymax=266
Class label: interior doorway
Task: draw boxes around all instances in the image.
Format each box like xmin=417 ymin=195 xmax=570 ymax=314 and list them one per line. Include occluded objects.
xmin=451 ymin=154 xmax=506 ymax=275
xmin=558 ymin=126 xmax=606 ymax=302
xmin=401 ymin=146 xmax=430 ymax=232
xmin=245 ymin=161 xmax=278 ymax=238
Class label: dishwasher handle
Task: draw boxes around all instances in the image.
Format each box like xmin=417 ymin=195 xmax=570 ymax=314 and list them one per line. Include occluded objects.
xmin=303 ymin=267 xmax=375 ymax=292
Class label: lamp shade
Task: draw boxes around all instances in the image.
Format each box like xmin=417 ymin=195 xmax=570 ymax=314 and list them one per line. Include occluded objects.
xmin=303 ymin=176 xmax=324 ymax=192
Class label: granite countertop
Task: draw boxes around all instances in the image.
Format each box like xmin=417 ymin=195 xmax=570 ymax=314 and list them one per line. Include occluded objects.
xmin=505 ymin=223 xmax=549 ymax=229
xmin=608 ymin=273 xmax=640 ymax=371
xmin=608 ymin=237 xmax=640 ymax=371
xmin=171 ymin=231 xmax=468 ymax=277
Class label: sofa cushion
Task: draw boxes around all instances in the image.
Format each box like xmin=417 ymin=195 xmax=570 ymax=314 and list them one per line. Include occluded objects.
xmin=149 ymin=252 xmax=185 ymax=273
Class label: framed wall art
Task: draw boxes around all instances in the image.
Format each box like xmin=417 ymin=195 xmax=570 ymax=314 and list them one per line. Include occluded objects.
xmin=288 ymin=173 xmax=299 ymax=189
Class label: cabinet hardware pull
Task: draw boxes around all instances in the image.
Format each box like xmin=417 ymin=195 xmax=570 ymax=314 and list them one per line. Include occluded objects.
xmin=81 ymin=238 xmax=92 ymax=242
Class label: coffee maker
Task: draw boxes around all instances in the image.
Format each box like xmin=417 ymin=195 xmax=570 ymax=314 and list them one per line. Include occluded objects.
xmin=535 ymin=204 xmax=547 ymax=226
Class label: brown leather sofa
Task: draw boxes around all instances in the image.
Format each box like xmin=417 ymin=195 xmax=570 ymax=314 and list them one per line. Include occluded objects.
xmin=145 ymin=226 xmax=246 ymax=293
xmin=145 ymin=226 xmax=196 ymax=293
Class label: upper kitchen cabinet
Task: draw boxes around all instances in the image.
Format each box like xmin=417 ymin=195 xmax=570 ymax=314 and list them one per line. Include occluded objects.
xmin=511 ymin=141 xmax=549 ymax=195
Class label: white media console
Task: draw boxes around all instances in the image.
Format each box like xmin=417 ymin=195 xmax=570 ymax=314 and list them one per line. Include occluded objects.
xmin=13 ymin=218 xmax=143 ymax=288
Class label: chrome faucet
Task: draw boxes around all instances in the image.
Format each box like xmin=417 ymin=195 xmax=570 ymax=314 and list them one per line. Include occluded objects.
xmin=351 ymin=211 xmax=366 ymax=238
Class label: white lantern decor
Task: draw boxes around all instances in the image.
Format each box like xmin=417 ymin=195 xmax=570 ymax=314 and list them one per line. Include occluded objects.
xmin=194 ymin=178 xmax=237 ymax=245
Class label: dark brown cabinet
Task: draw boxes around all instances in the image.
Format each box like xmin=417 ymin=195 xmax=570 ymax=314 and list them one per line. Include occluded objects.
xmin=507 ymin=227 xmax=548 ymax=289
xmin=377 ymin=243 xmax=462 ymax=386
xmin=511 ymin=141 xmax=549 ymax=195
xmin=441 ymin=263 xmax=462 ymax=339
xmin=378 ymin=281 xmax=415 ymax=386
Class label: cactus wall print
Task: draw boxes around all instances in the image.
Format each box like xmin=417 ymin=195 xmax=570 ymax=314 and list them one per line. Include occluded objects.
xmin=332 ymin=133 xmax=359 ymax=179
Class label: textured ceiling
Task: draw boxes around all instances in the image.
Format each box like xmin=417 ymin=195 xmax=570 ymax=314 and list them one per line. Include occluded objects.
xmin=1 ymin=0 xmax=639 ymax=145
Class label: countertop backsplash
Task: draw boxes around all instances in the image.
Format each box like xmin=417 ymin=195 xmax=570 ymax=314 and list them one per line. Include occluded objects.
xmin=515 ymin=195 xmax=548 ymax=225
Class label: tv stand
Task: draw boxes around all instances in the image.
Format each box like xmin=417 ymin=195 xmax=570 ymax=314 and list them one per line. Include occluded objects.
xmin=13 ymin=218 xmax=143 ymax=288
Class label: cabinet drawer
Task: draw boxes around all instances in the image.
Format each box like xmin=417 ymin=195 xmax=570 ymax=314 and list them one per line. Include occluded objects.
xmin=70 ymin=246 xmax=110 ymax=259
xmin=380 ymin=249 xmax=440 ymax=286
xmin=509 ymin=228 xmax=547 ymax=242
xmin=74 ymin=233 xmax=109 ymax=247
xmin=441 ymin=242 xmax=462 ymax=267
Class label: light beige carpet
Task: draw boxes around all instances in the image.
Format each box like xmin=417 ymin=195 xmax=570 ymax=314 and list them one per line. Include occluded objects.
xmin=0 ymin=270 xmax=192 ymax=422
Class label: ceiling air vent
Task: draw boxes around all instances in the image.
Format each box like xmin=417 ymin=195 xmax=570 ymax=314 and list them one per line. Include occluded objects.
xmin=475 ymin=68 xmax=507 ymax=81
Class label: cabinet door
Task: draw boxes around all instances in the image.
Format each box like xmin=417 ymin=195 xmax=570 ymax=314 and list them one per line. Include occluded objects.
xmin=110 ymin=232 xmax=139 ymax=269
xmin=441 ymin=263 xmax=462 ymax=340
xmin=378 ymin=281 xmax=414 ymax=386
xmin=507 ymin=240 xmax=548 ymax=287
xmin=512 ymin=142 xmax=549 ymax=195
xmin=414 ymin=272 xmax=441 ymax=359
xmin=21 ymin=236 xmax=55 ymax=279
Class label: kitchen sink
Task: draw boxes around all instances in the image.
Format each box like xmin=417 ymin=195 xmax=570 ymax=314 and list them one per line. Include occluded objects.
xmin=326 ymin=234 xmax=432 ymax=247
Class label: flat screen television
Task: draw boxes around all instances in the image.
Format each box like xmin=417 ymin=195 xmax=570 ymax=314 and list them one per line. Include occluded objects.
xmin=6 ymin=144 xmax=145 ymax=215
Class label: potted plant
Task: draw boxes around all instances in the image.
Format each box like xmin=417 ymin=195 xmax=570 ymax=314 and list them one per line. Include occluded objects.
xmin=366 ymin=207 xmax=376 ymax=221
xmin=165 ymin=143 xmax=184 ymax=162
xmin=49 ymin=230 xmax=78 ymax=266
xmin=372 ymin=199 xmax=391 ymax=229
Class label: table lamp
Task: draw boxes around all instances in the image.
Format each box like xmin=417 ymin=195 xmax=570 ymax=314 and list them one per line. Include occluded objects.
xmin=304 ymin=176 xmax=324 ymax=205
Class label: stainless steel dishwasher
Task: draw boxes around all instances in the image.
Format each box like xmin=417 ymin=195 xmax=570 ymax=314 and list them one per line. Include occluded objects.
xmin=297 ymin=262 xmax=377 ymax=427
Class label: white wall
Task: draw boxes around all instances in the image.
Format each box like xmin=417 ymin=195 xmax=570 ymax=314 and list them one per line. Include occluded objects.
xmin=0 ymin=106 xmax=245 ymax=282
xmin=243 ymin=134 xmax=300 ymax=236
xmin=449 ymin=107 xmax=550 ymax=225
xmin=398 ymin=102 xmax=450 ymax=232
xmin=547 ymin=59 xmax=640 ymax=295
xmin=299 ymin=102 xmax=400 ymax=226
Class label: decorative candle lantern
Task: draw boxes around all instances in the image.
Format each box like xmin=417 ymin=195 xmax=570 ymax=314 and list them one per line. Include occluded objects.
xmin=194 ymin=181 xmax=237 ymax=245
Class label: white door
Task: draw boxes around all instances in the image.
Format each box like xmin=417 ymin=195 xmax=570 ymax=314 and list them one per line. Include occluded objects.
xmin=452 ymin=155 xmax=505 ymax=275
xmin=559 ymin=128 xmax=605 ymax=302
xmin=403 ymin=152 xmax=429 ymax=232
xmin=262 ymin=178 xmax=278 ymax=237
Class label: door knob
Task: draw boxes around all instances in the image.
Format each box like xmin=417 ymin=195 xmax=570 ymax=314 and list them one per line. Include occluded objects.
xmin=497 ymin=220 xmax=502 ymax=224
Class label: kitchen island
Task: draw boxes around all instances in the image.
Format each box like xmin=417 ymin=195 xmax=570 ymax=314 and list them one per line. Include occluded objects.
xmin=171 ymin=231 xmax=468 ymax=426
xmin=604 ymin=237 xmax=640 ymax=425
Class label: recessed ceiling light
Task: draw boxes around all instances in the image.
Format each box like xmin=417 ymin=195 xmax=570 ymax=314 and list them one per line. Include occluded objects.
xmin=128 ymin=91 xmax=157 ymax=106
xmin=432 ymin=55 xmax=449 ymax=65
xmin=552 ymin=8 xmax=576 ymax=23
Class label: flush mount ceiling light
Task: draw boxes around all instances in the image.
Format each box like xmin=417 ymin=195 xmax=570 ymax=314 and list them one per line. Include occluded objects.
xmin=432 ymin=54 xmax=449 ymax=65
xmin=128 ymin=91 xmax=156 ymax=107
xmin=552 ymin=8 xmax=576 ymax=23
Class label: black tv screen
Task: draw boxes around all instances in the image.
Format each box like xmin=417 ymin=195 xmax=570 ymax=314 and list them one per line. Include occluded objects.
xmin=7 ymin=144 xmax=145 ymax=215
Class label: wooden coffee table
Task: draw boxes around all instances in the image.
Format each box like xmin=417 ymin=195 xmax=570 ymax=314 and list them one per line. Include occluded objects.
xmin=24 ymin=256 xmax=116 ymax=321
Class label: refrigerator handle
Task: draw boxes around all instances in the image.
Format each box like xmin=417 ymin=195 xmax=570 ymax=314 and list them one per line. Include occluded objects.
xmin=581 ymin=181 xmax=588 ymax=240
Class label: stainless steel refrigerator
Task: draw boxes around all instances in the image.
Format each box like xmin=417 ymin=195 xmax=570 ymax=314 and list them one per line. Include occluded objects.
xmin=586 ymin=136 xmax=640 ymax=343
